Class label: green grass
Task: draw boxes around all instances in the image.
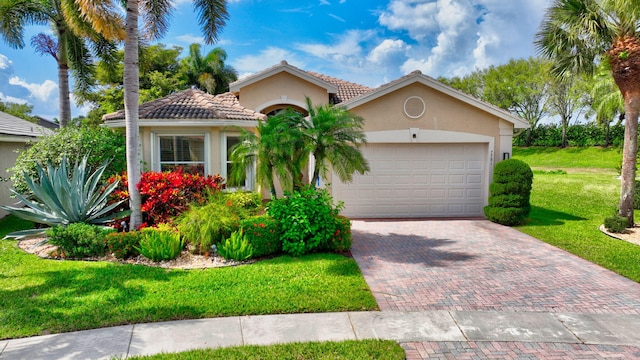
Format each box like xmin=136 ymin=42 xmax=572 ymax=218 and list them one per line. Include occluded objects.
xmin=0 ymin=216 xmax=377 ymax=339
xmin=128 ymin=340 xmax=405 ymax=360
xmin=0 ymin=215 xmax=34 ymax=238
xmin=513 ymin=146 xmax=621 ymax=171
xmin=515 ymin=155 xmax=640 ymax=282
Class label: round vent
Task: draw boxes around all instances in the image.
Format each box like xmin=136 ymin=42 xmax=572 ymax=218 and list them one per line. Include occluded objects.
xmin=403 ymin=96 xmax=426 ymax=119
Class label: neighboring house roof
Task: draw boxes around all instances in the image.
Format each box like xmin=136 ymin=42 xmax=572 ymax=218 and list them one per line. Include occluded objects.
xmin=102 ymin=89 xmax=267 ymax=127
xmin=229 ymin=60 xmax=372 ymax=104
xmin=340 ymin=70 xmax=531 ymax=129
xmin=34 ymin=116 xmax=59 ymax=129
xmin=0 ymin=111 xmax=52 ymax=142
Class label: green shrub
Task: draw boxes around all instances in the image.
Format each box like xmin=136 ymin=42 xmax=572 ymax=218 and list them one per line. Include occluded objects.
xmin=105 ymin=231 xmax=141 ymax=259
xmin=325 ymin=215 xmax=352 ymax=252
xmin=46 ymin=223 xmax=114 ymax=258
xmin=218 ymin=230 xmax=253 ymax=261
xmin=484 ymin=159 xmax=533 ymax=226
xmin=136 ymin=226 xmax=184 ymax=261
xmin=1 ymin=155 xmax=129 ymax=239
xmin=241 ymin=215 xmax=282 ymax=257
xmin=604 ymin=213 xmax=629 ymax=233
xmin=177 ymin=196 xmax=241 ymax=254
xmin=9 ymin=126 xmax=125 ymax=196
xmin=224 ymin=191 xmax=263 ymax=217
xmin=267 ymin=187 xmax=342 ymax=256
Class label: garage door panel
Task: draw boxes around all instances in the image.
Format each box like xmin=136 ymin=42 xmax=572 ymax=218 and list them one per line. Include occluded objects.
xmin=332 ymin=143 xmax=486 ymax=218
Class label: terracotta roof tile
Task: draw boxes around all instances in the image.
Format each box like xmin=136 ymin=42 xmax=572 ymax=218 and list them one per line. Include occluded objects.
xmin=102 ymin=89 xmax=266 ymax=121
xmin=305 ymin=71 xmax=373 ymax=104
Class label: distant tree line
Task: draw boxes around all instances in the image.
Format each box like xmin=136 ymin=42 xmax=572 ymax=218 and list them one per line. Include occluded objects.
xmin=513 ymin=123 xmax=625 ymax=147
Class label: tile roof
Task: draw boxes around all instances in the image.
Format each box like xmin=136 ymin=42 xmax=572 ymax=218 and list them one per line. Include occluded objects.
xmin=305 ymin=71 xmax=373 ymax=104
xmin=102 ymin=89 xmax=267 ymax=121
xmin=0 ymin=111 xmax=52 ymax=139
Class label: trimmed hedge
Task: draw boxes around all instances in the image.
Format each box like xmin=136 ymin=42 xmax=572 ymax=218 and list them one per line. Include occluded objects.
xmin=484 ymin=159 xmax=533 ymax=226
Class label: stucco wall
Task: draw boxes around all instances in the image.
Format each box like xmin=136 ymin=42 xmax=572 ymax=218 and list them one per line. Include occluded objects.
xmin=347 ymin=82 xmax=509 ymax=166
xmin=0 ymin=141 xmax=30 ymax=218
xmin=238 ymin=72 xmax=330 ymax=112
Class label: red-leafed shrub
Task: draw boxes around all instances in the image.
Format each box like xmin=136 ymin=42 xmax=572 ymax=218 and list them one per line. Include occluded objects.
xmin=109 ymin=168 xmax=225 ymax=228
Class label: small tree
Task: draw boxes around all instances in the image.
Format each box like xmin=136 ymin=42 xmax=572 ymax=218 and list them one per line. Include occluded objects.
xmin=484 ymin=159 xmax=533 ymax=226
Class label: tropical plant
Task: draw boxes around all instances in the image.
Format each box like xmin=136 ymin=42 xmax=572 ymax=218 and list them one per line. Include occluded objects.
xmin=1 ymin=156 xmax=129 ymax=239
xmin=46 ymin=222 xmax=114 ymax=258
xmin=108 ymin=169 xmax=224 ymax=228
xmin=536 ymin=0 xmax=640 ymax=226
xmin=136 ymin=225 xmax=184 ymax=261
xmin=181 ymin=44 xmax=238 ymax=94
xmin=0 ymin=0 xmax=122 ymax=126
xmin=240 ymin=215 xmax=282 ymax=257
xmin=267 ymin=187 xmax=343 ymax=257
xmin=9 ymin=126 xmax=126 ymax=195
xmin=217 ymin=230 xmax=253 ymax=261
xmin=177 ymin=194 xmax=241 ymax=255
xmin=229 ymin=113 xmax=305 ymax=198
xmin=76 ymin=0 xmax=229 ymax=231
xmin=302 ymin=97 xmax=369 ymax=187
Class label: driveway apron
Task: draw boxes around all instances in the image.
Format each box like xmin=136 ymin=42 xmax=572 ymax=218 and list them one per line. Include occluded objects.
xmin=351 ymin=220 xmax=640 ymax=314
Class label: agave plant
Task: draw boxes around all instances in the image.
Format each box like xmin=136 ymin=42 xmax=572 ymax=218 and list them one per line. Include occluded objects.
xmin=1 ymin=155 xmax=130 ymax=239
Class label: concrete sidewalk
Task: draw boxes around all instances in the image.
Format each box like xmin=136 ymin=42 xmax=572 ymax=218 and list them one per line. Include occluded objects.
xmin=2 ymin=310 xmax=640 ymax=359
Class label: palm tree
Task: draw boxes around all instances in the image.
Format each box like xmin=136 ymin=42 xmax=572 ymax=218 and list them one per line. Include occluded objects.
xmin=301 ymin=97 xmax=369 ymax=188
xmin=182 ymin=44 xmax=238 ymax=94
xmin=229 ymin=116 xmax=297 ymax=198
xmin=0 ymin=0 xmax=122 ymax=126
xmin=589 ymin=64 xmax=624 ymax=147
xmin=536 ymin=0 xmax=640 ymax=225
xmin=77 ymin=0 xmax=228 ymax=229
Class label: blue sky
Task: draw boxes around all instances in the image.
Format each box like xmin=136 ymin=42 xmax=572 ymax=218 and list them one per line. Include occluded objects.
xmin=0 ymin=0 xmax=552 ymax=120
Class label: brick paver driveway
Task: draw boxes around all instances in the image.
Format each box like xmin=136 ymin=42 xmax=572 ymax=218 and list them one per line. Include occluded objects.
xmin=351 ymin=220 xmax=640 ymax=359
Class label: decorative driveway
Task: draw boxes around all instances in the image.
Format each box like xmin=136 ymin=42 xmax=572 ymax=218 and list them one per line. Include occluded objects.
xmin=351 ymin=220 xmax=640 ymax=359
xmin=351 ymin=219 xmax=640 ymax=314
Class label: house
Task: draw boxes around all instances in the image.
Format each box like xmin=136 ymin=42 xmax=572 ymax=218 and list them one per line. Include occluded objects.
xmin=104 ymin=61 xmax=529 ymax=219
xmin=0 ymin=111 xmax=52 ymax=218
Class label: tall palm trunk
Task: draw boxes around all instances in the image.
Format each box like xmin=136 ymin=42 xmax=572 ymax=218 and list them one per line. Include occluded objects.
xmin=56 ymin=28 xmax=71 ymax=127
xmin=124 ymin=0 xmax=142 ymax=230
xmin=609 ymin=36 xmax=640 ymax=226
xmin=619 ymin=94 xmax=639 ymax=225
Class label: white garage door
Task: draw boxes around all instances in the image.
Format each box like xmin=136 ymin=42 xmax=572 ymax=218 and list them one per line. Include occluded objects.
xmin=331 ymin=143 xmax=486 ymax=218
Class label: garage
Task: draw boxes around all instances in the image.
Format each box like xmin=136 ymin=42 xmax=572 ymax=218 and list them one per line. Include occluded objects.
xmin=332 ymin=143 xmax=487 ymax=218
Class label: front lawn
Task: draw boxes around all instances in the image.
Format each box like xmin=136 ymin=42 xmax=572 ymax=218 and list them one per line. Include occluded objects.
xmin=514 ymin=147 xmax=640 ymax=282
xmin=130 ymin=340 xmax=405 ymax=360
xmin=0 ymin=216 xmax=377 ymax=340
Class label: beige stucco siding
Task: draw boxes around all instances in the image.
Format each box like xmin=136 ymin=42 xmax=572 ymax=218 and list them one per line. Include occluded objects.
xmin=238 ymin=72 xmax=330 ymax=112
xmin=348 ymin=83 xmax=507 ymax=165
xmin=0 ymin=141 xmax=30 ymax=218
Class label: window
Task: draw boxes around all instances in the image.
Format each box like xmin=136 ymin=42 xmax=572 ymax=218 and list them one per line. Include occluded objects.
xmin=223 ymin=133 xmax=254 ymax=190
xmin=156 ymin=135 xmax=206 ymax=175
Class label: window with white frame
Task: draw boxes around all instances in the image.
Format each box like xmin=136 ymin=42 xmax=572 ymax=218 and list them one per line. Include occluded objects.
xmin=223 ymin=133 xmax=254 ymax=190
xmin=156 ymin=134 xmax=206 ymax=175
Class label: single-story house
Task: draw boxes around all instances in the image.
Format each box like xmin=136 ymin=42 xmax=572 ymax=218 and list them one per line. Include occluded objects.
xmin=104 ymin=61 xmax=529 ymax=219
xmin=0 ymin=111 xmax=52 ymax=218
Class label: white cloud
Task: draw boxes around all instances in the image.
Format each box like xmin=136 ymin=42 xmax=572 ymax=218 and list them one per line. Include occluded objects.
xmin=379 ymin=0 xmax=552 ymax=77
xmin=328 ymin=13 xmax=346 ymax=22
xmin=319 ymin=0 xmax=330 ymax=4
xmin=233 ymin=47 xmax=303 ymax=74
xmin=367 ymin=39 xmax=410 ymax=65
xmin=176 ymin=34 xmax=205 ymax=44
xmin=0 ymin=92 xmax=28 ymax=104
xmin=0 ymin=54 xmax=12 ymax=70
xmin=296 ymin=30 xmax=374 ymax=63
xmin=9 ymin=77 xmax=57 ymax=102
